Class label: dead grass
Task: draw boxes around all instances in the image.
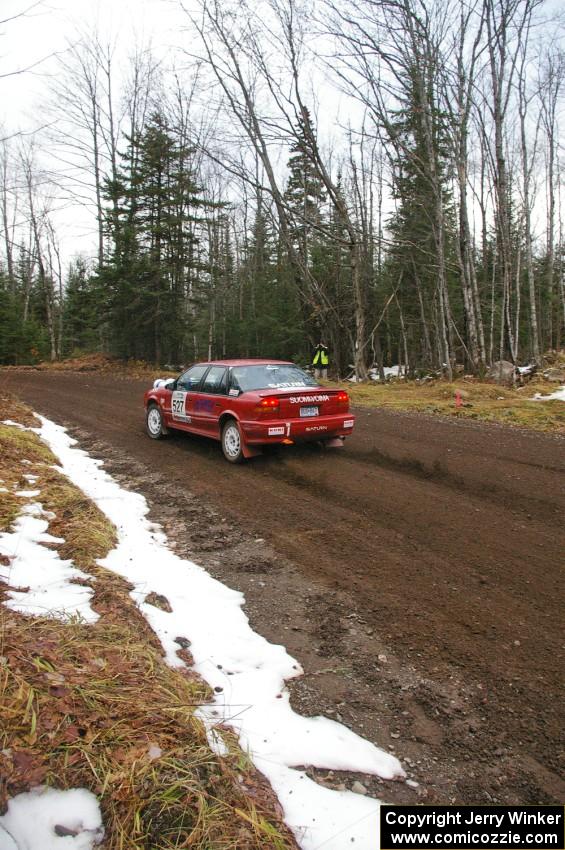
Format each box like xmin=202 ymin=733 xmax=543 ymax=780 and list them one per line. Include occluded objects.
xmin=0 ymin=394 xmax=297 ymax=849
xmin=332 ymin=376 xmax=565 ymax=434
xmin=1 ymin=353 xmax=177 ymax=381
xmin=0 ymin=616 xmax=294 ymax=848
xmin=0 ymin=404 xmax=51 ymax=530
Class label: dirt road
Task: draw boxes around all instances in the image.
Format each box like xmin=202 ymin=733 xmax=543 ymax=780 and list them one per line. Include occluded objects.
xmin=2 ymin=369 xmax=564 ymax=806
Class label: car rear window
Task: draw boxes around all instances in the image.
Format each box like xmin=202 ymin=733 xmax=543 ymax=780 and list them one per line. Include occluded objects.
xmin=230 ymin=364 xmax=317 ymax=392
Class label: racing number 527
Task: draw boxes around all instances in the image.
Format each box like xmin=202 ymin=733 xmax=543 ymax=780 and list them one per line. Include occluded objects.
xmin=171 ymin=391 xmax=187 ymax=419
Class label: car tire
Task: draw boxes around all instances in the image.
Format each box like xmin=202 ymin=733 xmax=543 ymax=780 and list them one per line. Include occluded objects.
xmin=221 ymin=419 xmax=245 ymax=463
xmin=146 ymin=403 xmax=167 ymax=439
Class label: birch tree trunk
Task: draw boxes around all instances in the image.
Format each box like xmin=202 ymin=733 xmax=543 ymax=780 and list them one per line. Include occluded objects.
xmin=484 ymin=0 xmax=540 ymax=363
xmin=539 ymin=50 xmax=564 ymax=349
xmin=518 ymin=56 xmax=540 ymax=364
xmin=21 ymin=147 xmax=58 ymax=360
xmin=445 ymin=0 xmax=486 ymax=370
xmin=0 ymin=140 xmax=16 ymax=290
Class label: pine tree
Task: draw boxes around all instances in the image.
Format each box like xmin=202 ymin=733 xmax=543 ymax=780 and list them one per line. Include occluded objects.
xmin=0 ymin=261 xmax=50 ymax=364
xmin=222 ymin=198 xmax=305 ymax=361
xmin=99 ymin=112 xmax=209 ymax=363
xmin=0 ymin=267 xmax=19 ymax=364
xmin=62 ymin=258 xmax=102 ymax=356
xmin=284 ymin=109 xmax=326 ymax=267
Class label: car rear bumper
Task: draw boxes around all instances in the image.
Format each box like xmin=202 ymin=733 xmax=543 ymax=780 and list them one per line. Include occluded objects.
xmin=241 ymin=414 xmax=355 ymax=444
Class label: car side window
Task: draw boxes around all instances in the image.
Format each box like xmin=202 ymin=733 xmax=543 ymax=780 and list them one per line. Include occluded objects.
xmin=201 ymin=366 xmax=227 ymax=395
xmin=177 ymin=364 xmax=208 ymax=391
xmin=230 ymin=369 xmax=242 ymax=392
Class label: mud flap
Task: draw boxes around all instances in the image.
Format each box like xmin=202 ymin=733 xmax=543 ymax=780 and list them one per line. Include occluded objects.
xmin=241 ymin=441 xmax=263 ymax=459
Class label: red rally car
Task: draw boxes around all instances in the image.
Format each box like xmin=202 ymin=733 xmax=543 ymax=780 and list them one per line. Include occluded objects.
xmin=143 ymin=359 xmax=355 ymax=463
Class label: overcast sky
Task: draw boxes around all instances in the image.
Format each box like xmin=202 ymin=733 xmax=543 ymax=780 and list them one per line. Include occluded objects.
xmin=1 ymin=0 xmax=189 ymax=131
xmin=0 ymin=0 xmax=197 ymax=261
xmin=1 ymin=0 xmax=563 ymax=267
xmin=0 ymin=0 xmax=345 ymax=266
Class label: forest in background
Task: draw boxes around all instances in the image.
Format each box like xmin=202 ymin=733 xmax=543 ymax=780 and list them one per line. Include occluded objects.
xmin=0 ymin=0 xmax=564 ymax=379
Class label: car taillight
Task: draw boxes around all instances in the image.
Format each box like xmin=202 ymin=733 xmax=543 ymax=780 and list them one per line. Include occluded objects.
xmin=336 ymin=391 xmax=349 ymax=405
xmin=256 ymin=396 xmax=280 ymax=415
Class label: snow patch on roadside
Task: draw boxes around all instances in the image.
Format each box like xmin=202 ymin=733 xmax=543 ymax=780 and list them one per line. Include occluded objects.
xmin=5 ymin=415 xmax=404 ymax=850
xmin=532 ymin=385 xmax=565 ymax=402
xmin=0 ymin=506 xmax=98 ymax=623
xmin=0 ymin=786 xmax=104 ymax=850
xmin=347 ymin=365 xmax=405 ymax=382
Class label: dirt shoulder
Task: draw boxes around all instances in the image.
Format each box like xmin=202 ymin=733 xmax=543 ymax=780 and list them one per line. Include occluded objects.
xmin=342 ymin=374 xmax=565 ymax=434
xmin=0 ymin=395 xmax=297 ymax=849
xmin=1 ymin=369 xmax=564 ymax=808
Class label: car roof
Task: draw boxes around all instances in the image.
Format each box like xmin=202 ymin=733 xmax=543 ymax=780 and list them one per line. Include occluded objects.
xmin=194 ymin=359 xmax=294 ymax=367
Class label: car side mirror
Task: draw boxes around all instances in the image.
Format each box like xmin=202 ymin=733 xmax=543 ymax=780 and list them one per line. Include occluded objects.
xmin=153 ymin=377 xmax=174 ymax=390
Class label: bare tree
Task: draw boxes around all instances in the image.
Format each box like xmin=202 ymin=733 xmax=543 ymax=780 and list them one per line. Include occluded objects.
xmin=325 ymin=0 xmax=458 ymax=377
xmin=538 ymin=47 xmax=565 ymax=347
xmin=516 ymin=19 xmax=542 ymax=364
xmin=49 ymin=35 xmax=110 ymax=266
xmin=483 ymin=0 xmax=543 ymax=363
xmin=20 ymin=143 xmax=58 ymax=360
xmin=186 ymin=0 xmax=374 ymax=377
xmin=0 ymin=135 xmax=18 ymax=289
xmin=442 ymin=0 xmax=487 ymax=369
xmin=0 ymin=1 xmax=56 ymax=80
xmin=45 ymin=217 xmax=64 ymax=355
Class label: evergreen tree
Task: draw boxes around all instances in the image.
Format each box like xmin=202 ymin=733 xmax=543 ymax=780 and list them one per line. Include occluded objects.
xmin=99 ymin=112 xmax=210 ymax=363
xmin=284 ymin=109 xmax=326 ymax=267
xmin=233 ymin=203 xmax=302 ymax=359
xmin=0 ymin=261 xmax=50 ymax=365
xmin=0 ymin=267 xmax=19 ymax=364
xmin=309 ymin=173 xmax=351 ymax=374
xmin=62 ymin=257 xmax=102 ymax=355
xmin=385 ymin=62 xmax=458 ymax=372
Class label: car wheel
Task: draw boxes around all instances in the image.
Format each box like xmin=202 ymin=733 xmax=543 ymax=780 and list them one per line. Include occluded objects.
xmin=221 ymin=419 xmax=245 ymax=463
xmin=146 ymin=404 xmax=167 ymax=439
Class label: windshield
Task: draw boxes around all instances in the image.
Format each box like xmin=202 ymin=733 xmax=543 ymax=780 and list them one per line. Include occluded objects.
xmin=231 ymin=364 xmax=318 ymax=392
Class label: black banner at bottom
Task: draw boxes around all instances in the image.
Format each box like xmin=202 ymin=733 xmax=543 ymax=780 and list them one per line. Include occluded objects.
xmin=380 ymin=806 xmax=564 ymax=850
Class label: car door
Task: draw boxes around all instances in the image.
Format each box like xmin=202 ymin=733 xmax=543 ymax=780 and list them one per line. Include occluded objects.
xmin=168 ymin=364 xmax=208 ymax=430
xmin=193 ymin=366 xmax=228 ymax=435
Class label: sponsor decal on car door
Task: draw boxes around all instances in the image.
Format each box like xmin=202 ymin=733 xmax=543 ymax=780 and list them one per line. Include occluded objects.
xmin=194 ymin=366 xmax=228 ymax=434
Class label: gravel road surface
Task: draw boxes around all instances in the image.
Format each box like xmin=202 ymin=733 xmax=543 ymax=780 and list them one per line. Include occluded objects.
xmin=2 ymin=369 xmax=564 ymax=806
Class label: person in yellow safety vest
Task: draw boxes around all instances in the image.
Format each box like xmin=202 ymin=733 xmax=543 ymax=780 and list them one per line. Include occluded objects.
xmin=312 ymin=341 xmax=329 ymax=380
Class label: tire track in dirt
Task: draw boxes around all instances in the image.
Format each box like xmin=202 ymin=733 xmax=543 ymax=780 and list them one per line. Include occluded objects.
xmin=2 ymin=369 xmax=564 ymax=805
